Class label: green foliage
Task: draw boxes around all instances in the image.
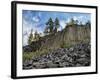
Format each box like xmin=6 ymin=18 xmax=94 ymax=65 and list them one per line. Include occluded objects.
xmin=28 ymin=29 xmax=33 ymax=45
xmin=85 ymin=20 xmax=91 ymax=28
xmin=60 ymin=41 xmax=69 ymax=48
xmin=67 ymin=18 xmax=79 ymax=26
xmin=70 ymin=18 xmax=75 ymax=25
xmin=44 ymin=17 xmax=60 ymax=35
xmin=80 ymin=21 xmax=83 ymax=26
xmin=23 ymin=48 xmax=51 ymax=62
xmin=74 ymin=20 xmax=79 ymax=25
xmin=23 ymin=52 xmax=34 ymax=62
xmin=54 ymin=17 xmax=60 ymax=32
xmin=60 ymin=41 xmax=72 ymax=48
xmin=34 ymin=31 xmax=40 ymax=41
xmin=44 ymin=26 xmax=49 ymax=35
xmin=46 ymin=17 xmax=54 ymax=34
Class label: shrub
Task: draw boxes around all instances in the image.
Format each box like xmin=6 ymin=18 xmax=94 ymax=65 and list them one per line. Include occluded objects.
xmin=23 ymin=52 xmax=33 ymax=62
xmin=23 ymin=48 xmax=50 ymax=62
xmin=60 ymin=41 xmax=72 ymax=48
xmin=60 ymin=41 xmax=66 ymax=48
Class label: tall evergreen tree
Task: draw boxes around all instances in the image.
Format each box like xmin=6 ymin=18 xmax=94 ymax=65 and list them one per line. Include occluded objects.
xmin=54 ymin=17 xmax=60 ymax=32
xmin=85 ymin=20 xmax=91 ymax=28
xmin=75 ymin=20 xmax=79 ymax=25
xmin=28 ymin=29 xmax=33 ymax=45
xmin=79 ymin=21 xmax=84 ymax=27
xmin=46 ymin=17 xmax=54 ymax=34
xmin=34 ymin=30 xmax=40 ymax=41
xmin=71 ymin=18 xmax=75 ymax=25
xmin=67 ymin=18 xmax=75 ymax=26
xmin=44 ymin=26 xmax=49 ymax=35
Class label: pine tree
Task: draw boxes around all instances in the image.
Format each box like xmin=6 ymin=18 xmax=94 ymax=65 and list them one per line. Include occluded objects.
xmin=54 ymin=17 xmax=60 ymax=32
xmin=46 ymin=18 xmax=54 ymax=34
xmin=28 ymin=29 xmax=33 ymax=45
xmin=80 ymin=21 xmax=83 ymax=26
xmin=34 ymin=30 xmax=40 ymax=41
xmin=44 ymin=26 xmax=49 ymax=35
xmin=67 ymin=18 xmax=75 ymax=26
xmin=75 ymin=20 xmax=79 ymax=25
xmin=70 ymin=18 xmax=75 ymax=25
xmin=85 ymin=20 xmax=91 ymax=28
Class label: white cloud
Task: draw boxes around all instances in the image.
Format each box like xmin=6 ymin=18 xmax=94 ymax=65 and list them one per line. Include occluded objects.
xmin=59 ymin=20 xmax=66 ymax=30
xmin=58 ymin=26 xmax=62 ymax=31
xmin=73 ymin=16 xmax=84 ymax=21
xmin=66 ymin=18 xmax=71 ymax=23
xmin=23 ymin=34 xmax=28 ymax=46
xmin=23 ymin=20 xmax=32 ymax=46
xmin=73 ymin=16 xmax=77 ymax=21
xmin=32 ymin=16 xmax=40 ymax=22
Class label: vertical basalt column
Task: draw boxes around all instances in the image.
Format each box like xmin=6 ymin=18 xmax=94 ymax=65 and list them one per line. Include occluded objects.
xmin=67 ymin=25 xmax=78 ymax=42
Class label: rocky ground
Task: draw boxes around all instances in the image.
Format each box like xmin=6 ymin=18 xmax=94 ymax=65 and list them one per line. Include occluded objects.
xmin=23 ymin=42 xmax=91 ymax=69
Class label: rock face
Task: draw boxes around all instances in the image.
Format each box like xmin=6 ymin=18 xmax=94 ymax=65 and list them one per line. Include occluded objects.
xmin=23 ymin=26 xmax=90 ymax=52
xmin=23 ymin=42 xmax=91 ymax=69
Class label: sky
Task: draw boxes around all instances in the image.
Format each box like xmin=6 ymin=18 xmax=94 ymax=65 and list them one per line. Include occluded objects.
xmin=22 ymin=10 xmax=91 ymax=46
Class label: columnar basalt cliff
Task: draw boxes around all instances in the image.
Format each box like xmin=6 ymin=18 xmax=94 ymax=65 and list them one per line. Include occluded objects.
xmin=23 ymin=25 xmax=90 ymax=52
